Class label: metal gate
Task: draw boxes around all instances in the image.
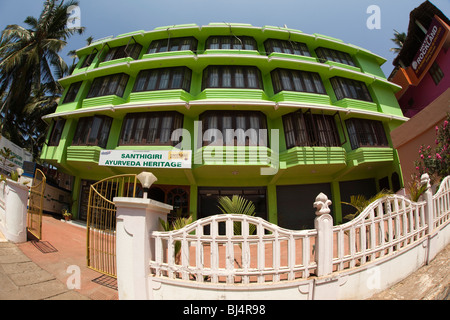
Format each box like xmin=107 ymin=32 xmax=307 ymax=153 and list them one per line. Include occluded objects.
xmin=86 ymin=174 xmax=141 ymax=277
xmin=27 ymin=169 xmax=46 ymax=240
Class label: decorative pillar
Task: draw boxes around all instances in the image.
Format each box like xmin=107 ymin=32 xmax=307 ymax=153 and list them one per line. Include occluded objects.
xmin=114 ymin=172 xmax=173 ymax=300
xmin=0 ymin=179 xmax=29 ymax=243
xmin=313 ymin=192 xmax=333 ymax=277
xmin=421 ymin=173 xmax=436 ymax=264
xmin=421 ymin=173 xmax=434 ymax=233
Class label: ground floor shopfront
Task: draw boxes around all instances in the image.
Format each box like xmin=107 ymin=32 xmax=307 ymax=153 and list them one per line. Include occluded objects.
xmin=66 ymin=146 xmax=402 ymax=229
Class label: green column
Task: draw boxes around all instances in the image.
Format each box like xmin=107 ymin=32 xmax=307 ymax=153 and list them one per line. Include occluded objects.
xmin=190 ymin=184 xmax=198 ymax=221
xmin=267 ymin=184 xmax=278 ymax=224
xmin=331 ymin=180 xmax=342 ymax=224
xmin=106 ymin=118 xmax=122 ymax=149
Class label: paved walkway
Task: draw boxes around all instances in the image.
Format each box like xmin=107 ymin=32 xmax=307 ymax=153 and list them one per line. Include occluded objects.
xmin=368 ymin=243 xmax=449 ymax=300
xmin=0 ymin=214 xmax=448 ymax=300
xmin=0 ymin=215 xmax=118 ymax=300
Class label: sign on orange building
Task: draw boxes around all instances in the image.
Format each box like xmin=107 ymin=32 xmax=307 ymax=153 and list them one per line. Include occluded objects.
xmin=409 ymin=15 xmax=449 ymax=83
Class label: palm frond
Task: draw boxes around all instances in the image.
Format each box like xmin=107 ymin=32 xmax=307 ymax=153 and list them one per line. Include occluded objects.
xmin=342 ymin=189 xmax=393 ymax=221
xmin=407 ymin=177 xmax=427 ymax=202
xmin=217 ymin=195 xmax=256 ymax=216
xmin=158 ymin=214 xmax=193 ymax=265
xmin=217 ymin=195 xmax=256 ymax=235
xmin=390 ymin=29 xmax=406 ymax=53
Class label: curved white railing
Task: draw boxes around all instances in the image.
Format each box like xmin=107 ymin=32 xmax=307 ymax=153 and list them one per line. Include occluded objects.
xmin=149 ymin=174 xmax=450 ymax=287
xmin=151 ymin=214 xmax=317 ymax=284
xmin=433 ymin=175 xmax=450 ymax=230
xmin=332 ymin=195 xmax=427 ymax=272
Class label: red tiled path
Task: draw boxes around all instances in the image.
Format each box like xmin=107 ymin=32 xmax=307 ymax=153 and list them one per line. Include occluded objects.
xmin=17 ymin=215 xmax=118 ymax=300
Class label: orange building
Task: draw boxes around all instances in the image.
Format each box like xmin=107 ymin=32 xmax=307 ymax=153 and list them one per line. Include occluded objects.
xmin=389 ymin=1 xmax=450 ymax=188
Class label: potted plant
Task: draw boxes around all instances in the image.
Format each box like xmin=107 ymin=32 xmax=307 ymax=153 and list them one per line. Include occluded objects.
xmin=62 ymin=209 xmax=72 ymax=221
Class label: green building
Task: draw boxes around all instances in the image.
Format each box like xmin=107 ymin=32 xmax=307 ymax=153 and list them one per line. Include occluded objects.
xmin=41 ymin=23 xmax=407 ymax=228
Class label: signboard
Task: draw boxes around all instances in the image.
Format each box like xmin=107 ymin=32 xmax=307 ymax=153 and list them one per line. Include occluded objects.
xmin=0 ymin=136 xmax=33 ymax=174
xmin=99 ymin=150 xmax=192 ymax=169
xmin=411 ymin=15 xmax=448 ymax=79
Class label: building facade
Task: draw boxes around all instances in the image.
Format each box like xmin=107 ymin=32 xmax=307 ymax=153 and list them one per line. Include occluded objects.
xmin=389 ymin=1 xmax=449 ymax=118
xmin=389 ymin=1 xmax=449 ymax=187
xmin=40 ymin=23 xmax=406 ymax=228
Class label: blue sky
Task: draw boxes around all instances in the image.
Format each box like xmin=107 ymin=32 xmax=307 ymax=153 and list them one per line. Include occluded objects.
xmin=0 ymin=0 xmax=449 ymax=77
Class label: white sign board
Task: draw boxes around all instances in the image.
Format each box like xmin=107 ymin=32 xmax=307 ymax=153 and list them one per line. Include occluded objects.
xmin=99 ymin=150 xmax=192 ymax=169
xmin=0 ymin=136 xmax=33 ymax=173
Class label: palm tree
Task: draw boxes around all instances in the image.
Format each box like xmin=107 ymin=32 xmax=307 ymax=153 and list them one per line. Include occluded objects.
xmin=0 ymin=0 xmax=84 ymax=148
xmin=20 ymin=88 xmax=60 ymax=160
xmin=67 ymin=35 xmax=93 ymax=75
xmin=390 ymin=29 xmax=406 ymax=53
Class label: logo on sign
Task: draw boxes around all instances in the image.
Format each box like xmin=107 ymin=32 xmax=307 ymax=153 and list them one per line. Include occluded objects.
xmin=412 ymin=25 xmax=438 ymax=71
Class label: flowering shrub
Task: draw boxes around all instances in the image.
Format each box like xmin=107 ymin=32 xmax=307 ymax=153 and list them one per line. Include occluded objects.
xmin=414 ymin=113 xmax=450 ymax=182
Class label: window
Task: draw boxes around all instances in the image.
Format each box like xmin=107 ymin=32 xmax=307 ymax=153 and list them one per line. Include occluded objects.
xmin=62 ymin=81 xmax=82 ymax=104
xmin=48 ymin=119 xmax=66 ymax=146
xmin=200 ymin=111 xmax=267 ymax=146
xmin=283 ymin=110 xmax=340 ymax=148
xmin=429 ymin=62 xmax=444 ymax=85
xmin=271 ymin=68 xmax=326 ymax=94
xmin=72 ymin=116 xmax=112 ymax=148
xmin=346 ymin=118 xmax=388 ymax=149
xmin=133 ymin=67 xmax=192 ymax=92
xmin=119 ymin=111 xmax=183 ymax=146
xmin=330 ymin=77 xmax=372 ymax=102
xmin=80 ymin=49 xmax=98 ymax=68
xmin=166 ymin=187 xmax=190 ymax=220
xmin=147 ymin=37 xmax=198 ymax=54
xmin=86 ymin=73 xmax=129 ymax=98
xmin=102 ymin=43 xmax=142 ymax=62
xmin=202 ymin=66 xmax=262 ymax=90
xmin=264 ymin=39 xmax=310 ymax=57
xmin=315 ymin=47 xmax=356 ymax=67
xmin=206 ymin=36 xmax=257 ymax=51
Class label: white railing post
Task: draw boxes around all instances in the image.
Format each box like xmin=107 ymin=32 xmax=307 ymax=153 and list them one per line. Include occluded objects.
xmin=114 ymin=172 xmax=172 ymax=300
xmin=421 ymin=173 xmax=438 ymax=265
xmin=421 ymin=173 xmax=434 ymax=234
xmin=313 ymin=192 xmax=333 ymax=277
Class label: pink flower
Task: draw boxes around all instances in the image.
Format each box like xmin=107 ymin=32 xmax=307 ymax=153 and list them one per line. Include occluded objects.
xmin=436 ymin=153 xmax=442 ymax=159
xmin=421 ymin=154 xmax=424 ymax=159
xmin=436 ymin=126 xmax=439 ymax=132
xmin=444 ymin=120 xmax=448 ymax=129
xmin=416 ymin=166 xmax=420 ymax=170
